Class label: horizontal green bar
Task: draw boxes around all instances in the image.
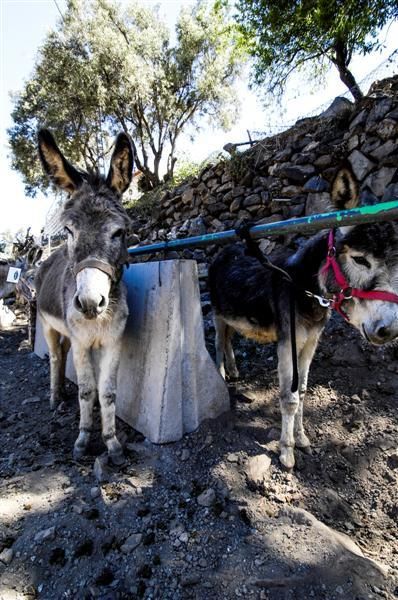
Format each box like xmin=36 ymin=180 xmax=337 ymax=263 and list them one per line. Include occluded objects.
xmin=128 ymin=199 xmax=398 ymax=257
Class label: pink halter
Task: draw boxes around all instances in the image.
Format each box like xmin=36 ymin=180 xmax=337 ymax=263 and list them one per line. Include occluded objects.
xmin=321 ymin=229 xmax=398 ymax=321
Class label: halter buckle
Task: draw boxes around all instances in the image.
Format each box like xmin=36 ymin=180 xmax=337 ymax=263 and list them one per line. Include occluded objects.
xmin=328 ymin=246 xmax=336 ymax=258
xmin=305 ymin=290 xmax=331 ymax=308
xmin=342 ymin=287 xmax=353 ymax=300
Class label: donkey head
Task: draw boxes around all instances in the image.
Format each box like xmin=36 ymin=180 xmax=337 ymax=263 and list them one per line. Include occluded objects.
xmin=320 ymin=166 xmax=398 ymax=345
xmin=38 ymin=130 xmax=133 ymax=319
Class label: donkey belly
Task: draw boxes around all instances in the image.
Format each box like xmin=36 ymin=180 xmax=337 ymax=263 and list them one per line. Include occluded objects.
xmin=224 ymin=316 xmax=278 ymax=344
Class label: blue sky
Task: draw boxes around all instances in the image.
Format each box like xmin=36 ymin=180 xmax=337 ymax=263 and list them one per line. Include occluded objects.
xmin=1 ymin=0 xmax=397 ymax=236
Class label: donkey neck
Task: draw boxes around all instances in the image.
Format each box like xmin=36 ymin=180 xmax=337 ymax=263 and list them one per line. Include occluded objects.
xmin=286 ymin=231 xmax=329 ymax=295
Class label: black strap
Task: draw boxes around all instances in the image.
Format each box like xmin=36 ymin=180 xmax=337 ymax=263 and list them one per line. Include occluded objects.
xmin=236 ymin=222 xmax=299 ymax=393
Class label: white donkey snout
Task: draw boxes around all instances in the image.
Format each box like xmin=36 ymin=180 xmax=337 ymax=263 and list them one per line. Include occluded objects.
xmin=363 ymin=315 xmax=398 ymax=345
xmin=74 ymin=267 xmax=111 ymax=319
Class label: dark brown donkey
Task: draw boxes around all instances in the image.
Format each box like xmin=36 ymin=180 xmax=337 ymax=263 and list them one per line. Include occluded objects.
xmin=36 ymin=130 xmax=133 ymax=464
xmin=210 ymin=166 xmax=398 ymax=469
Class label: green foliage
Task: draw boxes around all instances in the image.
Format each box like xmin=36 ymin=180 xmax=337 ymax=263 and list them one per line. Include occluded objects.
xmin=171 ymin=159 xmax=203 ymax=186
xmin=8 ymin=0 xmax=244 ymax=196
xmin=125 ymin=186 xmax=166 ymax=220
xmin=227 ymin=0 xmax=398 ymax=101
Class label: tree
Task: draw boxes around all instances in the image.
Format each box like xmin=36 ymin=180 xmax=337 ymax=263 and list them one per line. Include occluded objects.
xmin=229 ymin=0 xmax=398 ymax=102
xmin=8 ymin=0 xmax=243 ymax=195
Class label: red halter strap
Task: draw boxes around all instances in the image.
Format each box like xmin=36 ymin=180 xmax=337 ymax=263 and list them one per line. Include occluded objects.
xmin=321 ymin=229 xmax=398 ymax=321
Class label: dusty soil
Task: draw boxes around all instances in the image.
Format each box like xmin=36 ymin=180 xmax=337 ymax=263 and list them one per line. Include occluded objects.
xmin=0 ymin=306 xmax=397 ymax=600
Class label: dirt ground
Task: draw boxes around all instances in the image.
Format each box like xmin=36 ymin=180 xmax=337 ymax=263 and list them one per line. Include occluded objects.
xmin=0 ymin=305 xmax=397 ymax=600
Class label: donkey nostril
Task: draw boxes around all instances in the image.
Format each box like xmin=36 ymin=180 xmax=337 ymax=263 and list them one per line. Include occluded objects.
xmin=99 ymin=295 xmax=106 ymax=308
xmin=74 ymin=295 xmax=83 ymax=312
xmin=377 ymin=325 xmax=389 ymax=339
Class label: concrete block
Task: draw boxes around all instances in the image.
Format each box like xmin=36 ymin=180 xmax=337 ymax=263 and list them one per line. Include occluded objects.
xmin=35 ymin=260 xmax=230 ymax=443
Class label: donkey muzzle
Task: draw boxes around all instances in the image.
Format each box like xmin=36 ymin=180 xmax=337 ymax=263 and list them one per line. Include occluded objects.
xmin=363 ymin=319 xmax=398 ymax=345
xmin=74 ymin=266 xmax=111 ymax=319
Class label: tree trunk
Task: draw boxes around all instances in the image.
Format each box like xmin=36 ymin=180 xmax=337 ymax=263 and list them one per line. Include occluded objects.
xmin=332 ymin=40 xmax=363 ymax=102
xmin=336 ymin=63 xmax=363 ymax=102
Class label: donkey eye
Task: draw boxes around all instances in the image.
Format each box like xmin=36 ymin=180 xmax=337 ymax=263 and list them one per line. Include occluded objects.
xmin=112 ymin=229 xmax=125 ymax=239
xmin=64 ymin=226 xmax=74 ymax=237
xmin=352 ymin=255 xmax=371 ymax=269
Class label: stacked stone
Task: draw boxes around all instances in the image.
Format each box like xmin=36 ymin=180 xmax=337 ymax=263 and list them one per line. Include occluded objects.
xmin=130 ymin=75 xmax=398 ymax=258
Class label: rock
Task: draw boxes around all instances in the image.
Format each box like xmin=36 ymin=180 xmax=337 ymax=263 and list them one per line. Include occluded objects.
xmin=182 ymin=188 xmax=195 ymax=205
xmin=349 ymin=109 xmax=368 ymax=130
xmin=180 ymin=449 xmax=190 ymax=461
xmin=330 ymin=342 xmax=366 ymax=367
xmin=197 ymin=488 xmax=216 ymax=507
xmin=181 ymin=573 xmax=200 ymax=587
xmin=230 ymin=197 xmax=242 ymax=212
xmin=90 ymin=487 xmax=101 ymax=499
xmin=0 ymin=548 xmax=14 ymax=565
xmin=387 ymin=453 xmax=398 ymax=469
xmin=93 ymin=456 xmax=110 ymax=483
xmin=320 ymin=97 xmax=353 ymax=119
xmin=347 ymin=134 xmax=359 ymax=151
xmin=303 ymin=176 xmax=329 ymax=192
xmin=244 ymin=454 xmax=271 ymax=489
xmin=34 ymin=526 xmax=56 ymax=543
xmin=314 ymin=155 xmax=332 ymax=169
xmin=348 ymin=150 xmax=375 ymax=181
xmin=359 ymin=187 xmax=379 ymax=205
xmin=382 ymin=182 xmax=398 ymax=202
xmin=207 ymin=202 xmax=227 ymax=216
xmin=276 ymin=164 xmax=315 ymax=184
xmin=374 ymin=434 xmax=397 ymax=451
xmin=377 ymin=118 xmax=398 ymax=141
xmin=188 ymin=216 xmax=206 ymax=236
xmin=305 ymin=192 xmax=331 ymax=216
xmin=363 ymin=167 xmax=396 ymax=197
xmin=370 ymin=139 xmax=397 ymax=162
xmin=22 ymin=396 xmax=41 ymax=405
xmin=242 ymin=194 xmax=261 ymax=208
xmin=120 ymin=533 xmax=143 ymax=554
xmin=198 ymin=558 xmax=208 ymax=568
xmin=366 ymin=97 xmax=394 ymax=125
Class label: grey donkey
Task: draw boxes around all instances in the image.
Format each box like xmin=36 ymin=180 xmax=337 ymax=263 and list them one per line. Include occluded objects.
xmin=35 ymin=129 xmax=133 ymax=464
xmin=209 ymin=166 xmax=398 ymax=469
xmin=0 ymin=242 xmax=43 ymax=302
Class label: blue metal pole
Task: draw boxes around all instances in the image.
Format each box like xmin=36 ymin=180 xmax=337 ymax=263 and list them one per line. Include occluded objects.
xmin=128 ymin=200 xmax=398 ymax=257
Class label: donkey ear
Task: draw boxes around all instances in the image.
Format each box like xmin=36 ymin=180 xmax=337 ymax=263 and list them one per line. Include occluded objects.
xmin=38 ymin=129 xmax=83 ymax=193
xmin=106 ymin=133 xmax=134 ymax=195
xmin=331 ymin=165 xmax=359 ymax=210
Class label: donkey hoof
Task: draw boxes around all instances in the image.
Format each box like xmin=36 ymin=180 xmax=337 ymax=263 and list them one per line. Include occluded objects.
xmin=109 ymin=450 xmax=126 ymax=467
xmin=295 ymin=433 xmax=311 ymax=450
xmin=279 ymin=446 xmax=295 ymax=470
xmin=227 ymin=370 xmax=240 ymax=381
xmin=73 ymin=445 xmax=87 ymax=462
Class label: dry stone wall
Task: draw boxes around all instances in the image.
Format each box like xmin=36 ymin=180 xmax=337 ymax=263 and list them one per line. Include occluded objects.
xmin=130 ymin=76 xmax=398 ymax=262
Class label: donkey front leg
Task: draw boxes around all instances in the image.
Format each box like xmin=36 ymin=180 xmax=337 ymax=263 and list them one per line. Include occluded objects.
xmin=225 ymin=325 xmax=239 ymax=379
xmin=214 ymin=314 xmax=227 ymax=379
xmin=277 ymin=339 xmax=300 ymax=469
xmin=214 ymin=316 xmax=239 ymax=379
xmin=72 ymin=344 xmax=97 ymax=460
xmin=97 ymin=344 xmax=124 ymax=465
xmin=41 ymin=321 xmax=63 ymax=409
xmin=294 ymin=329 xmax=321 ymax=451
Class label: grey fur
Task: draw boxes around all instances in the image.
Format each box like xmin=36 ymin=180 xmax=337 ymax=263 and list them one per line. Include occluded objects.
xmin=35 ymin=129 xmax=133 ymax=464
